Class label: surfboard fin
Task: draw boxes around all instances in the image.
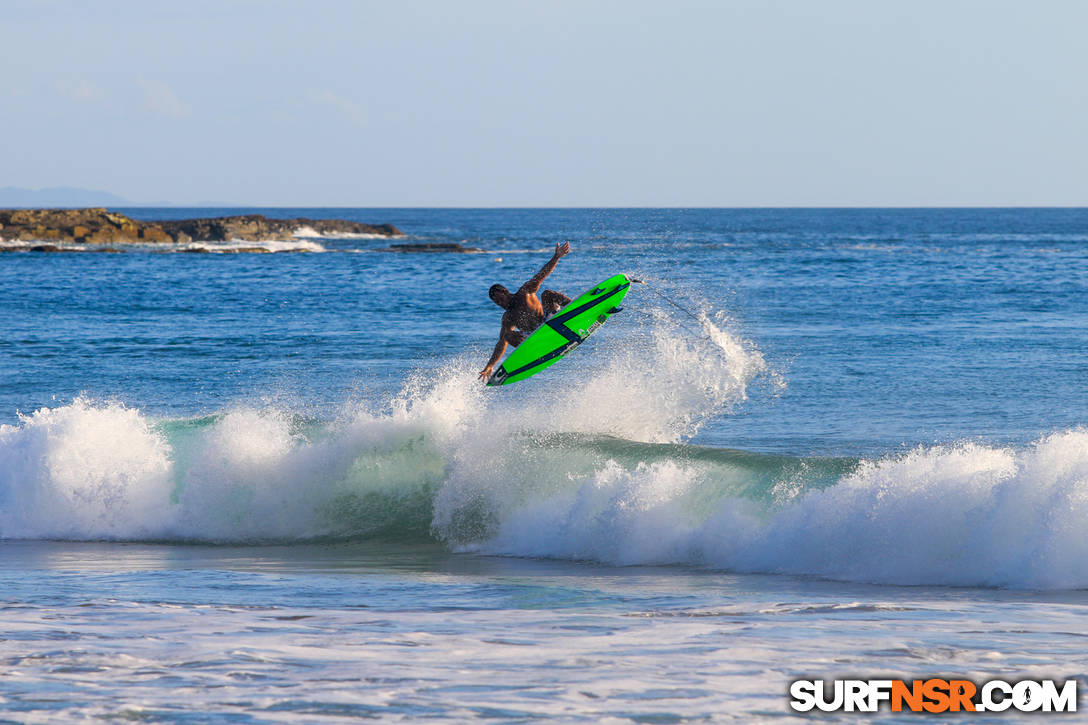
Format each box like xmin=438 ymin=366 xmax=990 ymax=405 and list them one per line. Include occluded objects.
xmin=608 ymin=306 xmax=623 ymax=314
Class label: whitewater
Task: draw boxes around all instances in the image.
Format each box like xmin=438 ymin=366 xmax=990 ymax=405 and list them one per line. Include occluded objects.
xmin=2 ymin=208 xmax=1087 ymax=721
xmin=5 ymin=357 xmax=1087 ymax=590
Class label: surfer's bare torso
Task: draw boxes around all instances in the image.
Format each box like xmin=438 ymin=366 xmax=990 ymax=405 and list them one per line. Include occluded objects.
xmin=479 ymin=242 xmax=573 ymax=381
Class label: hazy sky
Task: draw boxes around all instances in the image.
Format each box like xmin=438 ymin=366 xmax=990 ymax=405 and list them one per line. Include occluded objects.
xmin=2 ymin=0 xmax=1086 ymax=206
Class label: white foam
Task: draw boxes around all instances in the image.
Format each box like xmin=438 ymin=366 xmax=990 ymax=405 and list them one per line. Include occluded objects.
xmin=472 ymin=460 xmax=701 ymax=565
xmin=179 ymin=238 xmax=327 ymax=253
xmin=0 ymin=399 xmax=174 ymax=539
xmin=466 ymin=431 xmax=1088 ymax=589
xmin=0 ymin=241 xmax=89 ymax=251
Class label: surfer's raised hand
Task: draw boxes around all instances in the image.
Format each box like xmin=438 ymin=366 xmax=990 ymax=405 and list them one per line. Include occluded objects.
xmin=523 ymin=244 xmax=571 ymax=294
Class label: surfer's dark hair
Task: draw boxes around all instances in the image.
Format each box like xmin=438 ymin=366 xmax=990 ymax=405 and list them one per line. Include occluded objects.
xmin=489 ymin=284 xmax=510 ymax=307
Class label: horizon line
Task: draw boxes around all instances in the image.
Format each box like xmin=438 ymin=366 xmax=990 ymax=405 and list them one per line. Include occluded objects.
xmin=5 ymin=203 xmax=1087 ymax=211
xmin=106 ymin=204 xmax=1087 ymax=210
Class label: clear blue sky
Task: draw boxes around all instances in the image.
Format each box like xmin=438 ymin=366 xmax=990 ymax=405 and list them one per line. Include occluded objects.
xmin=2 ymin=0 xmax=1086 ymax=206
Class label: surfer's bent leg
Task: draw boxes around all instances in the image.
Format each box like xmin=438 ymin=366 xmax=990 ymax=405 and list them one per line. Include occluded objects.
xmin=542 ymin=289 xmax=571 ymax=314
xmin=505 ymin=330 xmax=527 ymax=347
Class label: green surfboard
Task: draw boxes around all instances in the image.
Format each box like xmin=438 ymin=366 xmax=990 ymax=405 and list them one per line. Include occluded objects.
xmin=486 ymin=273 xmax=632 ymax=386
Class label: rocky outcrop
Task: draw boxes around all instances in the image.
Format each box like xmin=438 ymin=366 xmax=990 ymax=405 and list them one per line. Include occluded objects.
xmin=374 ymin=242 xmax=484 ymax=253
xmin=0 ymin=209 xmax=401 ymax=245
xmin=0 ymin=208 xmax=158 ymax=244
xmin=159 ymin=215 xmax=400 ymax=243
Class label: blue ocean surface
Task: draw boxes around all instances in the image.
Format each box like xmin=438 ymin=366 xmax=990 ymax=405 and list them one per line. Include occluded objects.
xmin=1 ymin=208 xmax=1087 ymax=721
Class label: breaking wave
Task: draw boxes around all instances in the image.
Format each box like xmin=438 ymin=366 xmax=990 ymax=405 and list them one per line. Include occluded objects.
xmin=2 ymin=303 xmax=1086 ymax=589
xmin=471 ymin=432 xmax=1088 ymax=590
xmin=178 ymin=238 xmax=327 ymax=253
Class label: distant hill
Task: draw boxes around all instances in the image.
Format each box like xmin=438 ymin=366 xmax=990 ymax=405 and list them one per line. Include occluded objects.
xmin=0 ymin=186 xmax=134 ymax=207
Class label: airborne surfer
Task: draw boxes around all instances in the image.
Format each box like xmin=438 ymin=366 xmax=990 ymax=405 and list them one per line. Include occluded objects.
xmin=478 ymin=242 xmax=573 ymax=381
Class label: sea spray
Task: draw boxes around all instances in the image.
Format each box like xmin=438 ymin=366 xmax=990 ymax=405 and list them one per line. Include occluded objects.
xmin=0 ymin=398 xmax=174 ymax=539
xmin=536 ymin=311 xmax=765 ymax=442
xmin=173 ymin=408 xmax=313 ymax=539
xmin=429 ymin=305 xmax=772 ymax=541
xmin=462 ymin=301 xmax=773 ymax=444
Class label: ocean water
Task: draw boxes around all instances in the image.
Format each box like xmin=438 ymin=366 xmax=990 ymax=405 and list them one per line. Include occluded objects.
xmin=1 ymin=208 xmax=1087 ymax=721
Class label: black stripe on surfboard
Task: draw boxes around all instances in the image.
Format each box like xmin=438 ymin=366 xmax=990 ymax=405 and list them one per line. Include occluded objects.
xmin=547 ymin=282 xmax=629 ymax=330
xmin=500 ymin=339 xmax=582 ymax=379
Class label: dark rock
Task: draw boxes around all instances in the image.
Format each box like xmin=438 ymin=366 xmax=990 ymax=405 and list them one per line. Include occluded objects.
xmin=158 ymin=215 xmax=402 ymax=242
xmin=290 ymin=218 xmax=402 ymax=237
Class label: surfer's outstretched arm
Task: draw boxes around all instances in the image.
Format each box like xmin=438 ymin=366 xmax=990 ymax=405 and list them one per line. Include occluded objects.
xmin=479 ymin=318 xmax=522 ymax=381
xmin=521 ymin=242 xmax=572 ymax=294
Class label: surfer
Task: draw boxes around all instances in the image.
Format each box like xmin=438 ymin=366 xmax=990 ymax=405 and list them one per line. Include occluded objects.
xmin=478 ymin=242 xmax=573 ymax=381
